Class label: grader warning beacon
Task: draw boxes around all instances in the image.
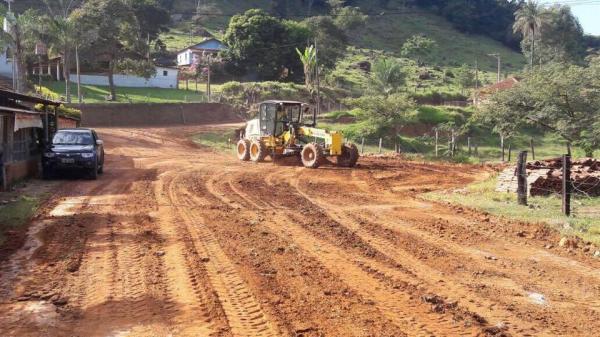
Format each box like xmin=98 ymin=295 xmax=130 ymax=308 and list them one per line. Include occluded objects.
xmin=237 ymin=100 xmax=359 ymax=168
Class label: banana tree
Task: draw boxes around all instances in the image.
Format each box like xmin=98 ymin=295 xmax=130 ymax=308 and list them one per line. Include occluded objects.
xmin=295 ymin=45 xmax=317 ymax=96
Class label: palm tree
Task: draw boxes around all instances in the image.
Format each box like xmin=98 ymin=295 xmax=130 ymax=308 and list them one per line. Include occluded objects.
xmin=296 ymin=45 xmax=317 ymax=95
xmin=46 ymin=16 xmax=76 ymax=102
xmin=0 ymin=10 xmax=41 ymax=93
xmin=369 ymin=58 xmax=405 ymax=96
xmin=513 ymin=1 xmax=546 ymax=68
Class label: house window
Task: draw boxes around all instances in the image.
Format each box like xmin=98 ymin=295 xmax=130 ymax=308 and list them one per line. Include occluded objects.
xmin=163 ymin=70 xmax=168 ymax=76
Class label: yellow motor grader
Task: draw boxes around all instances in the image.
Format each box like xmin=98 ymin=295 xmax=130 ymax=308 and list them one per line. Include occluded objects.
xmin=236 ymin=100 xmax=358 ymax=168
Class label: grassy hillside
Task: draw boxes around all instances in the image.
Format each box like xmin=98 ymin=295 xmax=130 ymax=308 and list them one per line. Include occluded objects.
xmin=163 ymin=0 xmax=525 ymax=72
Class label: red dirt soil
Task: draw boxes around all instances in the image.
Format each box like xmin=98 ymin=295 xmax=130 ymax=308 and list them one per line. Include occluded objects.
xmin=0 ymin=125 xmax=599 ymax=337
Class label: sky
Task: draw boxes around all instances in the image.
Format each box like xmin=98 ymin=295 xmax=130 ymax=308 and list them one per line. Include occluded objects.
xmin=542 ymin=1 xmax=600 ymax=36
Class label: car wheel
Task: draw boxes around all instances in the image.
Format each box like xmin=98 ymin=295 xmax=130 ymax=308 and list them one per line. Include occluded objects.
xmin=98 ymin=165 xmax=104 ymax=174
xmin=42 ymin=168 xmax=54 ymax=180
xmin=88 ymin=165 xmax=98 ymax=180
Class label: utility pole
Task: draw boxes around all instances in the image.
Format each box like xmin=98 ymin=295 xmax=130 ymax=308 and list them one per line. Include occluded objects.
xmin=5 ymin=0 xmax=15 ymax=91
xmin=488 ymin=53 xmax=501 ymax=83
xmin=475 ymin=60 xmax=479 ymax=90
xmin=76 ymin=44 xmax=82 ymax=103
xmin=206 ymin=55 xmax=212 ymax=102
xmin=314 ymin=39 xmax=321 ymax=116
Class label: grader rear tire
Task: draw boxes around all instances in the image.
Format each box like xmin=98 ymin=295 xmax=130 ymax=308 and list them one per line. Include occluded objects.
xmin=237 ymin=139 xmax=251 ymax=161
xmin=336 ymin=143 xmax=359 ymax=168
xmin=250 ymin=140 xmax=268 ymax=162
xmin=301 ymin=143 xmax=324 ymax=169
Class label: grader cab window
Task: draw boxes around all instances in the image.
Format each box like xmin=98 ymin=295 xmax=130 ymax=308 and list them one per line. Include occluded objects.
xmin=260 ymin=104 xmax=277 ymax=135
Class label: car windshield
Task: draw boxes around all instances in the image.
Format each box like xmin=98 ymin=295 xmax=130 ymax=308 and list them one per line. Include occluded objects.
xmin=52 ymin=131 xmax=93 ymax=145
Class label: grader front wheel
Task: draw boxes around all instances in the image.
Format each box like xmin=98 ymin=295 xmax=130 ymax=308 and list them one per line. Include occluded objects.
xmin=301 ymin=143 xmax=324 ymax=169
xmin=336 ymin=143 xmax=359 ymax=167
xmin=250 ymin=140 xmax=268 ymax=162
xmin=237 ymin=139 xmax=251 ymax=161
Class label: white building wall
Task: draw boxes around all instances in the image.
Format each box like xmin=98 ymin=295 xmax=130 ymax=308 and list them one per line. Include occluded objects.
xmin=0 ymin=49 xmax=13 ymax=78
xmin=69 ymin=67 xmax=178 ymax=89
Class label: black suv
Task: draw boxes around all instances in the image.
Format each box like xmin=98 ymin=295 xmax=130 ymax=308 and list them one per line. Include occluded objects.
xmin=42 ymin=128 xmax=105 ymax=180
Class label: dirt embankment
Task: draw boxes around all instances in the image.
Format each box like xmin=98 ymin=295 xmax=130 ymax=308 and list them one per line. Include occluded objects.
xmin=79 ymin=103 xmax=243 ymax=127
xmin=0 ymin=125 xmax=599 ymax=337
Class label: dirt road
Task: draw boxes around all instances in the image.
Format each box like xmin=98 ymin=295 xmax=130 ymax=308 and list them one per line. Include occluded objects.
xmin=1 ymin=126 xmax=599 ymax=337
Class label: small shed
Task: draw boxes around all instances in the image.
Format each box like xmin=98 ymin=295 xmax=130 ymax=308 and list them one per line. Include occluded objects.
xmin=0 ymin=88 xmax=60 ymax=190
xmin=177 ymin=38 xmax=227 ymax=67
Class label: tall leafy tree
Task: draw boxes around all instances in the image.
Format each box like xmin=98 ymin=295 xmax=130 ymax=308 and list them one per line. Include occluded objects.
xmin=0 ymin=8 xmax=42 ymax=93
xmin=223 ymin=9 xmax=308 ymax=81
xmin=534 ymin=5 xmax=585 ymax=65
xmin=303 ymin=15 xmax=347 ymax=70
xmin=72 ymin=0 xmax=160 ymax=100
xmin=478 ymin=63 xmax=600 ymax=156
xmin=513 ymin=0 xmax=546 ymax=68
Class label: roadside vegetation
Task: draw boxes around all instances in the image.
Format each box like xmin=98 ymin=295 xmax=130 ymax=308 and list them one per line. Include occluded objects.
xmin=0 ymin=184 xmax=52 ymax=247
xmin=425 ymin=176 xmax=600 ymax=246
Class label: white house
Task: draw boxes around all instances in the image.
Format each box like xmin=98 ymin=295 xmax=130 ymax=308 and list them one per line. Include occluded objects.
xmin=69 ymin=66 xmax=179 ymax=89
xmin=177 ymin=38 xmax=227 ymax=67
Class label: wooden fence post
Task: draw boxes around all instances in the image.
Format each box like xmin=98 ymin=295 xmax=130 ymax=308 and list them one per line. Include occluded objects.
xmin=378 ymin=138 xmax=382 ymax=154
xmin=562 ymin=154 xmax=571 ymax=216
xmin=467 ymin=137 xmax=471 ymax=156
xmin=435 ymin=128 xmax=439 ymax=157
xmin=451 ymin=129 xmax=455 ymax=157
xmin=530 ymin=138 xmax=535 ymax=160
xmin=501 ymin=134 xmax=505 ymax=162
xmin=517 ymin=151 xmax=528 ymax=206
xmin=361 ymin=137 xmax=365 ymax=154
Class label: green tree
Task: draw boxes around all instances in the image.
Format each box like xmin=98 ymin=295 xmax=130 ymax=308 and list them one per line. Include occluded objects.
xmin=400 ymin=35 xmax=437 ymax=66
xmin=369 ymin=58 xmax=405 ymax=96
xmin=296 ymin=45 xmax=317 ymax=95
xmin=223 ymin=9 xmax=308 ymax=81
xmin=525 ymin=5 xmax=586 ymax=65
xmin=345 ymin=94 xmax=417 ymax=138
xmin=72 ymin=0 xmax=159 ymax=100
xmin=479 ymin=63 xmax=600 ymax=156
xmin=303 ymin=15 xmax=347 ymax=70
xmin=0 ymin=8 xmax=42 ymax=93
xmin=455 ymin=64 xmax=476 ymax=95
xmin=45 ymin=15 xmax=76 ymax=102
xmin=513 ymin=0 xmax=546 ymax=68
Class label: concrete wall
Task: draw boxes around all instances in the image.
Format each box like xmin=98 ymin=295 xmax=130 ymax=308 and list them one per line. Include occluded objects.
xmin=1 ymin=158 xmax=39 ymax=191
xmin=69 ymin=67 xmax=178 ymax=89
xmin=78 ymin=103 xmax=242 ymax=127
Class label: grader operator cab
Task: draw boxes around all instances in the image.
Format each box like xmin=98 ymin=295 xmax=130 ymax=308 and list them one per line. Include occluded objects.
xmin=237 ymin=100 xmax=359 ymax=168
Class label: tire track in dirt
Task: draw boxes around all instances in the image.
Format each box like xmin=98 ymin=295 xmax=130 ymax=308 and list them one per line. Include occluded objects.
xmin=288 ymin=164 xmax=600 ymax=336
xmin=289 ymin=172 xmax=579 ymax=336
xmin=182 ymin=172 xmax=409 ymax=336
xmin=155 ymin=171 xmax=228 ymax=336
xmin=170 ymin=170 xmax=282 ymax=337
xmin=221 ymin=171 xmax=487 ymax=336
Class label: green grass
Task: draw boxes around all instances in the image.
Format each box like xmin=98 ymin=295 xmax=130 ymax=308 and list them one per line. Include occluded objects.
xmin=191 ymin=130 xmax=238 ymax=152
xmin=424 ymin=175 xmax=600 ymax=246
xmin=350 ymin=8 xmax=525 ymax=73
xmin=0 ymin=194 xmax=45 ymax=246
xmin=39 ymin=81 xmax=207 ymax=104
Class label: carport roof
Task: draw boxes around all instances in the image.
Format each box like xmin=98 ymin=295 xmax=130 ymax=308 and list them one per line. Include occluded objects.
xmin=0 ymin=88 xmax=61 ymax=106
